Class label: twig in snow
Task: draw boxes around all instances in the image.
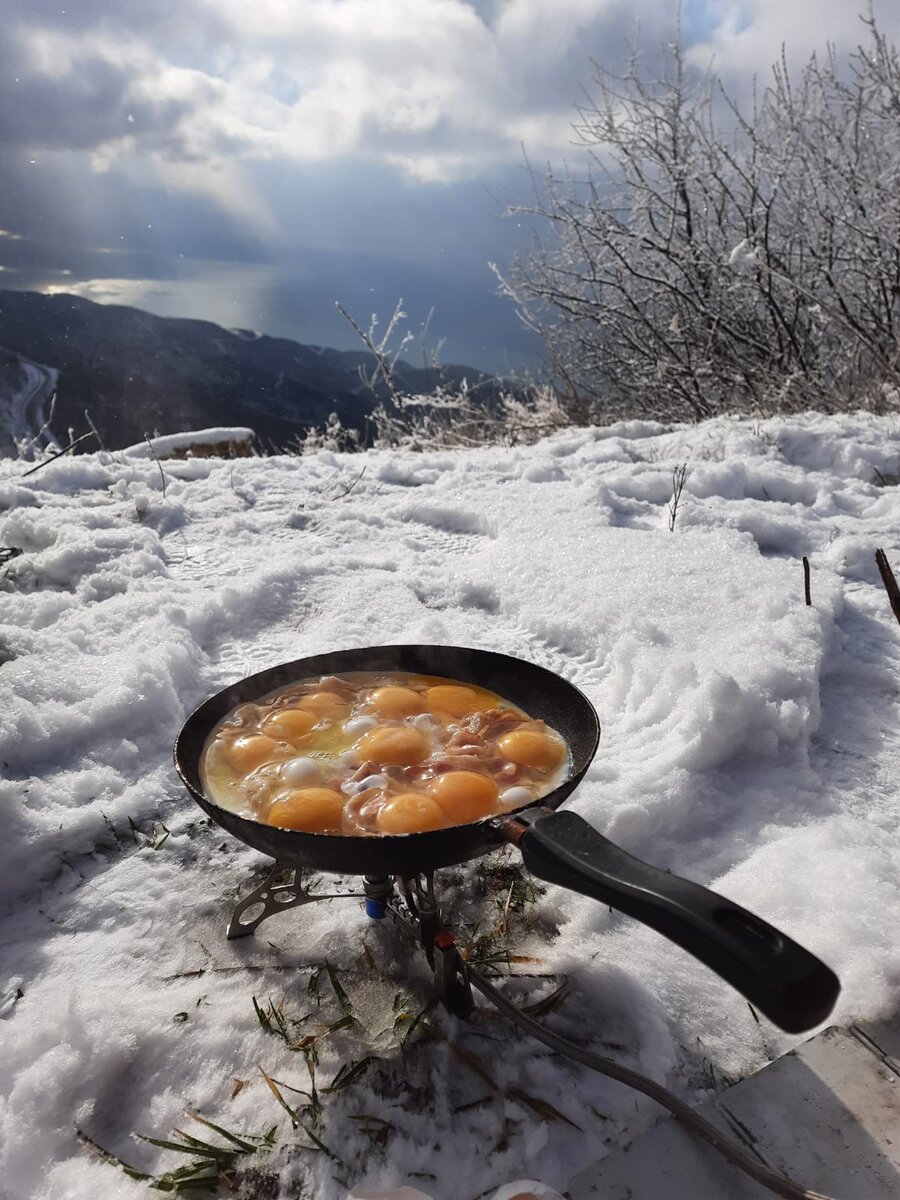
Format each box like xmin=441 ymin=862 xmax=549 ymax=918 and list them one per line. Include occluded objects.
xmin=144 ymin=434 xmax=168 ymax=499
xmin=23 ymin=388 xmax=58 ymax=456
xmin=84 ymin=408 xmax=107 ymax=451
xmin=875 ymin=549 xmax=900 ymax=627
xmin=332 ymin=465 xmax=367 ymax=499
xmin=668 ymin=463 xmax=689 ymax=532
xmin=20 ymin=429 xmax=96 ymax=476
xmin=802 ymin=556 xmax=812 ymax=606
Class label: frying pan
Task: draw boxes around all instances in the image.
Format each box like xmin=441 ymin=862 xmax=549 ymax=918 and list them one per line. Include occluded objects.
xmin=174 ymin=644 xmax=840 ymax=1034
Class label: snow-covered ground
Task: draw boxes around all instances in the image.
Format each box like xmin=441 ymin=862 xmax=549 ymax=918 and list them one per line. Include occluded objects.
xmin=1 ymin=412 xmax=899 ymax=1200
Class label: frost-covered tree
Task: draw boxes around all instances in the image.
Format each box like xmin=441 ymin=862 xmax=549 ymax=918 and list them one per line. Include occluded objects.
xmin=498 ymin=11 xmax=900 ymax=420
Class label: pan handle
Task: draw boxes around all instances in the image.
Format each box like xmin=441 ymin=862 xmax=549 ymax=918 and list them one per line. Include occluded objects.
xmin=504 ymin=809 xmax=839 ymax=1033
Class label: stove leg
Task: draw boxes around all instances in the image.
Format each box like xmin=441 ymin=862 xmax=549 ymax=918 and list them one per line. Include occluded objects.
xmin=433 ymin=939 xmax=475 ymax=1017
xmin=227 ymin=862 xmax=323 ymax=939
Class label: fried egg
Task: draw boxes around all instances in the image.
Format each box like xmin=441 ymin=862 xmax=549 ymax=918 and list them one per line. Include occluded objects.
xmin=498 ymin=729 xmax=566 ymax=771
xmin=364 ymin=686 xmax=426 ymax=719
xmin=266 ymin=787 xmax=345 ymax=832
xmin=262 ymin=709 xmax=317 ymax=740
xmin=224 ymin=734 xmax=286 ymax=773
xmin=377 ymin=792 xmax=450 ymax=834
xmin=424 ymin=685 xmax=485 ymax=718
xmin=297 ymin=692 xmax=350 ymax=719
xmin=429 ymin=770 xmax=499 ymax=822
xmin=356 ymin=725 xmax=431 ymax=766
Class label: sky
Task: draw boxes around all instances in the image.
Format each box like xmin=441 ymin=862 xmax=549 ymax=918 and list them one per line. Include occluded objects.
xmin=1 ymin=0 xmax=899 ymax=373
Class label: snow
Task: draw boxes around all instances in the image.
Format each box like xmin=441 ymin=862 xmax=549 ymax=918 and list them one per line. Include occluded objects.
xmin=1 ymin=411 xmax=899 ymax=1200
xmin=121 ymin=428 xmax=255 ymax=459
xmin=726 ymin=239 xmax=761 ymax=271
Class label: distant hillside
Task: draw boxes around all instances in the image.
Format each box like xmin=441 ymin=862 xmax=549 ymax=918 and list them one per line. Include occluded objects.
xmin=0 ymin=291 xmax=494 ymax=453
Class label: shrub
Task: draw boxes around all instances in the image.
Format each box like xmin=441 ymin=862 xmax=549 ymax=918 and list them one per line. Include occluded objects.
xmin=496 ymin=11 xmax=900 ymax=422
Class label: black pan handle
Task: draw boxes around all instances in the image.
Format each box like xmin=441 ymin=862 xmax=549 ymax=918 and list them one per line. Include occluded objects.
xmin=505 ymin=809 xmax=839 ymax=1033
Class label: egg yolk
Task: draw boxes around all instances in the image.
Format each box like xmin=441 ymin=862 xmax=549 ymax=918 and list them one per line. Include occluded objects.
xmin=266 ymin=787 xmax=345 ymax=832
xmin=425 ymin=685 xmax=484 ymax=718
xmin=261 ymin=708 xmax=317 ymax=740
xmin=429 ymin=771 xmax=499 ymax=822
xmin=357 ymin=725 xmax=431 ymax=766
xmin=498 ymin=729 xmax=566 ymax=771
xmin=364 ymin=686 xmax=426 ymax=719
xmin=297 ymin=692 xmax=350 ymax=719
xmin=377 ymin=792 xmax=449 ymax=834
xmin=224 ymin=734 xmax=285 ymax=773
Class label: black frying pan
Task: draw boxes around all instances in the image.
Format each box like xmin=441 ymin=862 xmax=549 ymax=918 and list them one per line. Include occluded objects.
xmin=174 ymin=644 xmax=840 ymax=1034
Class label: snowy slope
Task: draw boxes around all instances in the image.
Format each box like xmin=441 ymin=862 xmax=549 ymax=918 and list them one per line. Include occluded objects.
xmin=1 ymin=412 xmax=899 ymax=1200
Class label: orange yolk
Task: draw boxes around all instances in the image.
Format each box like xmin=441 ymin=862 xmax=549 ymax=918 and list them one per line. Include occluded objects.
xmin=377 ymin=792 xmax=449 ymax=834
xmin=425 ymin=685 xmax=484 ymax=718
xmin=498 ymin=729 xmax=566 ymax=771
xmin=357 ymin=725 xmax=431 ymax=766
xmin=261 ymin=708 xmax=317 ymax=740
xmin=297 ymin=692 xmax=350 ymax=719
xmin=266 ymin=787 xmax=345 ymax=832
xmin=224 ymin=734 xmax=285 ymax=773
xmin=364 ymin=686 xmax=426 ymax=719
xmin=429 ymin=771 xmax=499 ymax=822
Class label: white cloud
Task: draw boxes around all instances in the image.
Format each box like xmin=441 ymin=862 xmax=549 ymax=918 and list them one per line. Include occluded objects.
xmin=686 ymin=0 xmax=900 ymax=81
xmin=5 ymin=0 xmax=670 ymax=182
xmin=6 ymin=0 xmax=900 ymax=188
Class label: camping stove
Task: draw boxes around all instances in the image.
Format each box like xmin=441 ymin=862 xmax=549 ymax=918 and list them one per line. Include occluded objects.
xmin=229 ymin=861 xmax=475 ymax=1016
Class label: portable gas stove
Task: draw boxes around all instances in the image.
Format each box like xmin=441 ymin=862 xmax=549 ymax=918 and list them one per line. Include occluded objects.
xmin=227 ymin=862 xmax=480 ymax=1017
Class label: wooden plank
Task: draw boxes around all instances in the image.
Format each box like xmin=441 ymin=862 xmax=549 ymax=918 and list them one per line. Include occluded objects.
xmin=568 ymin=1022 xmax=900 ymax=1199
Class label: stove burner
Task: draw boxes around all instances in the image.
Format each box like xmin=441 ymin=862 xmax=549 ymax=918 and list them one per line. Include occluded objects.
xmin=228 ymin=860 xmax=475 ymax=1016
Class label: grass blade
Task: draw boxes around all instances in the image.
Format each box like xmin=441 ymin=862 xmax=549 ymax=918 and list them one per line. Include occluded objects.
xmin=326 ymin=1056 xmax=377 ymax=1092
xmin=187 ymin=1111 xmax=264 ymax=1153
xmin=253 ymin=996 xmax=273 ymax=1034
xmin=75 ymin=1127 xmax=150 ymax=1181
xmin=522 ymin=977 xmax=570 ymax=1018
xmin=510 ymin=1088 xmax=581 ymax=1130
xmin=399 ymin=998 xmax=437 ymax=1048
xmin=258 ymin=1065 xmax=301 ymax=1126
xmin=139 ymin=1135 xmax=234 ymax=1161
xmin=325 ymin=960 xmax=352 ymax=1014
xmin=324 ymin=1013 xmax=354 ymax=1036
xmin=449 ymin=1044 xmax=499 ymax=1093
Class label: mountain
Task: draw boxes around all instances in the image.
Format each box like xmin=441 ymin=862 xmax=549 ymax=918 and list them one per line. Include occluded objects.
xmin=0 ymin=290 xmax=495 ymax=454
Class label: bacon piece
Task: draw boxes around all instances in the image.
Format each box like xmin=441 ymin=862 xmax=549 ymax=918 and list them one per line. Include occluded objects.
xmin=446 ymin=728 xmax=484 ymax=751
xmin=348 ymin=759 xmax=379 ymax=783
xmin=430 ymin=754 xmax=495 ymax=774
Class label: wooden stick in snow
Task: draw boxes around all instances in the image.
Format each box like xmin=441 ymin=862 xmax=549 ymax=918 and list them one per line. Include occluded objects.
xmin=875 ymin=549 xmax=900 ymax=627
xmin=802 ymin=556 xmax=812 ymax=606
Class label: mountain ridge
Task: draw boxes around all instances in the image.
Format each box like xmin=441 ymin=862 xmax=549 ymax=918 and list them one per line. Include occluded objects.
xmin=0 ymin=290 xmax=495 ymax=454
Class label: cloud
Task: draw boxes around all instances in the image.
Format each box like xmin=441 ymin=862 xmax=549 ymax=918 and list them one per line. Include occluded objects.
xmin=4 ymin=0 xmax=900 ymax=183
xmin=1 ymin=0 xmax=679 ymax=182
xmin=686 ymin=0 xmax=900 ymax=81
